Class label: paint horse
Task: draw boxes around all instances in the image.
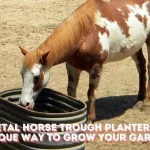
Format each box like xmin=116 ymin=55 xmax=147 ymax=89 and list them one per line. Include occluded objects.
xmin=19 ymin=0 xmax=150 ymax=121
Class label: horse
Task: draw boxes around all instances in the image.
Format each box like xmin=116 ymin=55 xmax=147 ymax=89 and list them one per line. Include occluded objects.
xmin=19 ymin=0 xmax=150 ymax=121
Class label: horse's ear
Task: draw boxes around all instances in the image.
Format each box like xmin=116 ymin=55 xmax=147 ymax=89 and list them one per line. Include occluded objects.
xmin=40 ymin=51 xmax=50 ymax=64
xmin=19 ymin=46 xmax=28 ymax=56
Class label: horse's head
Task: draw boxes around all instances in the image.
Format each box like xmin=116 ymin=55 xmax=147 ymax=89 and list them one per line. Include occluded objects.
xmin=19 ymin=46 xmax=50 ymax=109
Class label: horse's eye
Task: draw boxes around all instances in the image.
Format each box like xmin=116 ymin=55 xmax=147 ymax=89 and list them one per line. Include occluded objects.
xmin=34 ymin=75 xmax=40 ymax=84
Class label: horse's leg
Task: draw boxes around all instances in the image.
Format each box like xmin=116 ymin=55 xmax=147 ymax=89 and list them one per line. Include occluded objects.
xmin=131 ymin=49 xmax=147 ymax=110
xmin=87 ymin=63 xmax=102 ymax=122
xmin=142 ymin=37 xmax=150 ymax=112
xmin=66 ymin=63 xmax=81 ymax=98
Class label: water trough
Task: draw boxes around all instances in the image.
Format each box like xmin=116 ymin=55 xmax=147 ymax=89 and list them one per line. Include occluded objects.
xmin=0 ymin=88 xmax=87 ymax=150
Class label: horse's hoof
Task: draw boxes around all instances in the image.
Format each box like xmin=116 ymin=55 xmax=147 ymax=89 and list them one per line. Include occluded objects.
xmin=87 ymin=119 xmax=95 ymax=124
xmin=132 ymin=101 xmax=143 ymax=111
xmin=87 ymin=115 xmax=96 ymax=124
xmin=141 ymin=102 xmax=150 ymax=114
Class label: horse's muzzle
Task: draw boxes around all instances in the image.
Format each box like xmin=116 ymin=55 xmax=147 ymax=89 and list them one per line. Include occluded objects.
xmin=19 ymin=99 xmax=34 ymax=110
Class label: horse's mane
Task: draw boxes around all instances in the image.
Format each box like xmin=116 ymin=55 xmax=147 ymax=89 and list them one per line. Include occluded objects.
xmin=23 ymin=0 xmax=97 ymax=70
xmin=23 ymin=50 xmax=41 ymax=70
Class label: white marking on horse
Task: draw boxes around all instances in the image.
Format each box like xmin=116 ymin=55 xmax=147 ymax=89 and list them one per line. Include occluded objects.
xmin=20 ymin=63 xmax=49 ymax=108
xmin=32 ymin=64 xmax=42 ymax=76
xmin=95 ymin=3 xmax=150 ymax=63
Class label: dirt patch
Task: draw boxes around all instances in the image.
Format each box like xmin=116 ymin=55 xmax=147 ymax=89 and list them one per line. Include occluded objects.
xmin=0 ymin=0 xmax=150 ymax=149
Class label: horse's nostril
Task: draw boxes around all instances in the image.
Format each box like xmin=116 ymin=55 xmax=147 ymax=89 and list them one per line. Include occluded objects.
xmin=26 ymin=102 xmax=30 ymax=107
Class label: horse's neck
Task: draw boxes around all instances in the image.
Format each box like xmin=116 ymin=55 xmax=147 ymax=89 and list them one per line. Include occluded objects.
xmin=37 ymin=0 xmax=96 ymax=68
xmin=38 ymin=26 xmax=77 ymax=68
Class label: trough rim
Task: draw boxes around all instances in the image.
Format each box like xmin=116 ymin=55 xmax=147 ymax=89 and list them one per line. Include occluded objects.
xmin=0 ymin=88 xmax=87 ymax=118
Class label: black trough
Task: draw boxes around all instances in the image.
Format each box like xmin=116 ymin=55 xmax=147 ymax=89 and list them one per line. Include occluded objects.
xmin=0 ymin=88 xmax=87 ymax=150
